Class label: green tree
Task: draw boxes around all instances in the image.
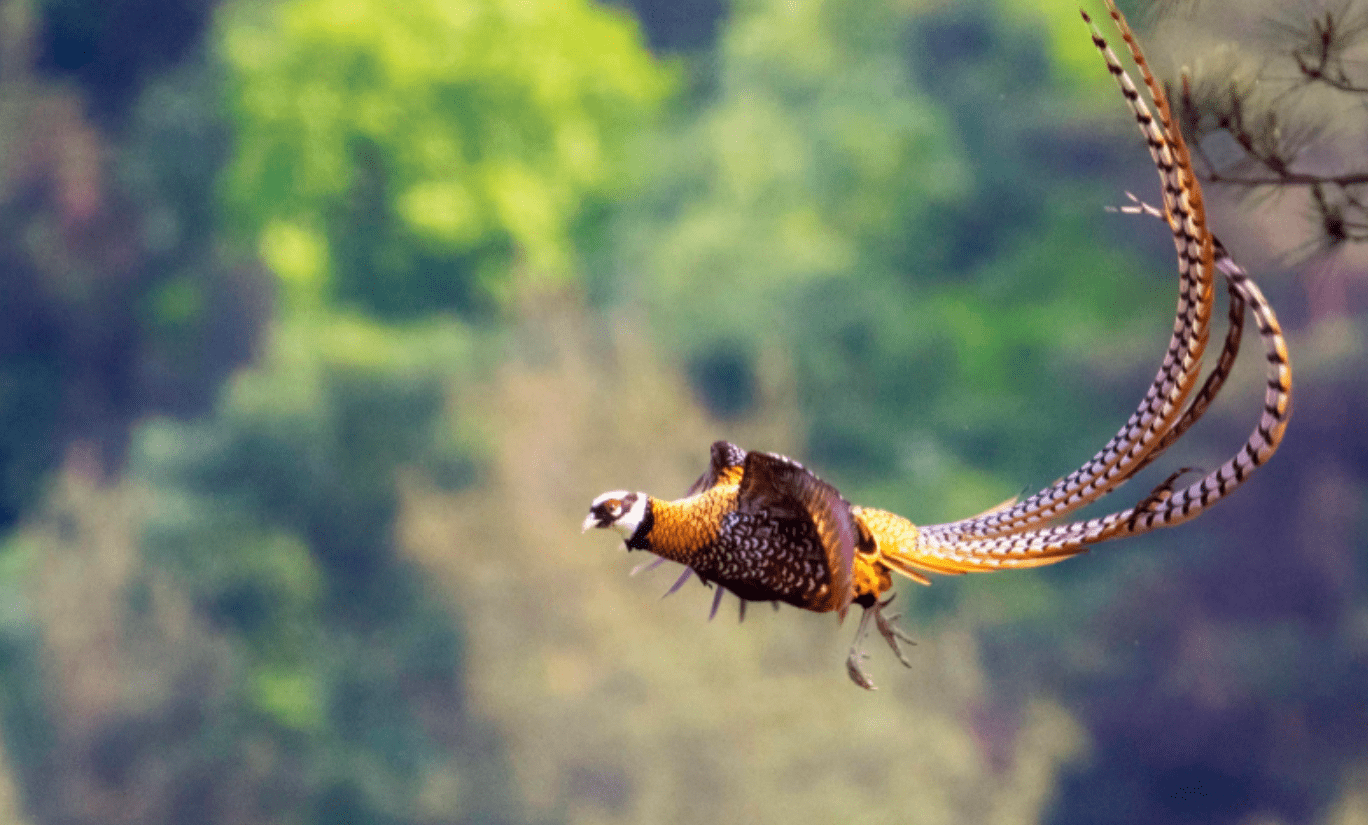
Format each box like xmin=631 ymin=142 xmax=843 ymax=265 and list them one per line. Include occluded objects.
xmin=611 ymin=0 xmax=1165 ymax=526
xmin=219 ymin=0 xmax=670 ymax=317
xmin=0 ymin=0 xmax=265 ymax=531
xmin=129 ymin=318 xmax=517 ymax=825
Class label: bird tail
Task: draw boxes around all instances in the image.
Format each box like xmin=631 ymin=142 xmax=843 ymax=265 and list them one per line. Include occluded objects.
xmin=890 ymin=248 xmax=1290 ymax=575
xmin=921 ymin=0 xmax=1216 ymax=546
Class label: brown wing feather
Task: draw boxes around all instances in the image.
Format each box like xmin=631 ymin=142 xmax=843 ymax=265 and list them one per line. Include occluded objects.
xmin=737 ymin=452 xmax=858 ymax=613
xmin=685 ymin=440 xmax=748 ymax=497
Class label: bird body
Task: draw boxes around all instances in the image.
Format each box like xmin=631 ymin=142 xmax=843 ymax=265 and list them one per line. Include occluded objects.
xmin=583 ymin=0 xmax=1293 ymax=689
xmin=587 ymin=441 xmax=1106 ymax=597
xmin=587 ymin=447 xmax=858 ymax=613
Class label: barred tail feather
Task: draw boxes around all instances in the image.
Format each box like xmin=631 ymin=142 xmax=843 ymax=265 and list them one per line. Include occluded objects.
xmin=905 ymin=249 xmax=1288 ymax=573
xmin=923 ymin=0 xmax=1216 ymax=542
xmin=1100 ymin=251 xmax=1290 ymax=538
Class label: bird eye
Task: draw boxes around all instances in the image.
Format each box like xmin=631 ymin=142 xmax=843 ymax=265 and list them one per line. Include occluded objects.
xmin=606 ymin=499 xmax=622 ymax=515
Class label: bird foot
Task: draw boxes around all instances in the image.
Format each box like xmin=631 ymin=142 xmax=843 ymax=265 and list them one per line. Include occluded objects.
xmin=874 ymin=593 xmax=916 ymax=668
xmin=846 ymin=648 xmax=877 ymax=690
xmin=845 ymin=593 xmax=916 ymax=690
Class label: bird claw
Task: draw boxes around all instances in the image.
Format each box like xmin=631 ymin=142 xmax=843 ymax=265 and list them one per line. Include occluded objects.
xmin=846 ymin=649 xmax=877 ymax=690
xmin=874 ymin=594 xmax=916 ymax=669
xmin=844 ymin=593 xmax=917 ymax=689
xmin=844 ymin=604 xmax=881 ymax=689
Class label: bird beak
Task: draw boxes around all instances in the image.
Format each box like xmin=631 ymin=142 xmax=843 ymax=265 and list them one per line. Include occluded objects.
xmin=581 ymin=513 xmax=599 ymax=533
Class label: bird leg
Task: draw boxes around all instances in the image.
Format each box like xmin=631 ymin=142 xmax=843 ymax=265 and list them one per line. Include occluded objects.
xmin=846 ymin=607 xmax=879 ymax=690
xmin=845 ymin=593 xmax=916 ymax=690
xmin=874 ymin=592 xmax=916 ymax=666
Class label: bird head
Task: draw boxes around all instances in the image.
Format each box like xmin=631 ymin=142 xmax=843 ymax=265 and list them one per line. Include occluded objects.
xmin=583 ymin=490 xmax=649 ymax=545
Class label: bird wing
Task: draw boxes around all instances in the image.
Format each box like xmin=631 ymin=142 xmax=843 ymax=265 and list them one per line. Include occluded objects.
xmin=736 ymin=451 xmax=858 ymax=614
xmin=685 ymin=440 xmax=748 ymax=497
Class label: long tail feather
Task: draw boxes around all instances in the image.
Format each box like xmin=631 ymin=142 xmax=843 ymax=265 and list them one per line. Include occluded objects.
xmin=922 ymin=0 xmax=1217 ymax=542
xmin=903 ymin=245 xmax=1288 ymax=572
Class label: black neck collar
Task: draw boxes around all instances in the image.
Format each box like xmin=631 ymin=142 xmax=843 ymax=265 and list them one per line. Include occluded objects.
xmin=625 ymin=497 xmax=654 ymax=550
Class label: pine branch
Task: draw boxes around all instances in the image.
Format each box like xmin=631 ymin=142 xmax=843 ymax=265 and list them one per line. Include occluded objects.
xmin=1170 ymin=1 xmax=1368 ymax=248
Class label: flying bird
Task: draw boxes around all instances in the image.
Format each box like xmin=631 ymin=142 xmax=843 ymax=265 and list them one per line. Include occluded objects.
xmin=583 ymin=0 xmax=1292 ymax=689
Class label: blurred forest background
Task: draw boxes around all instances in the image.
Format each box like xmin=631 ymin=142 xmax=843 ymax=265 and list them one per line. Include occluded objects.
xmin=0 ymin=0 xmax=1364 ymax=823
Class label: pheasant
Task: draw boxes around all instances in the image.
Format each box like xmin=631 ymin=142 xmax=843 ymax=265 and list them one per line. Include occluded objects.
xmin=583 ymin=0 xmax=1292 ymax=689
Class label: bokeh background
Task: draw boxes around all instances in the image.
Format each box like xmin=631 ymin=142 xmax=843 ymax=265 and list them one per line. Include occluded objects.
xmin=0 ymin=0 xmax=1364 ymax=823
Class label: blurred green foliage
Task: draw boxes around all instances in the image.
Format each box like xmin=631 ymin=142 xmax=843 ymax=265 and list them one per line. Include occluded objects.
xmin=612 ymin=0 xmax=1166 ymax=530
xmin=0 ymin=0 xmax=1363 ymax=824
xmin=219 ymin=0 xmax=671 ymax=317
xmin=0 ymin=0 xmax=263 ymax=532
xmin=614 ymin=0 xmax=966 ymax=349
xmin=121 ymin=313 xmax=510 ymax=822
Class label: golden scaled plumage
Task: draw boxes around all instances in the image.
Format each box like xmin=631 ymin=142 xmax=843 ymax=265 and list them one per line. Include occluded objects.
xmin=643 ymin=488 xmax=736 ymax=565
xmin=621 ymin=445 xmax=857 ymax=615
xmin=583 ymin=0 xmax=1292 ymax=690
